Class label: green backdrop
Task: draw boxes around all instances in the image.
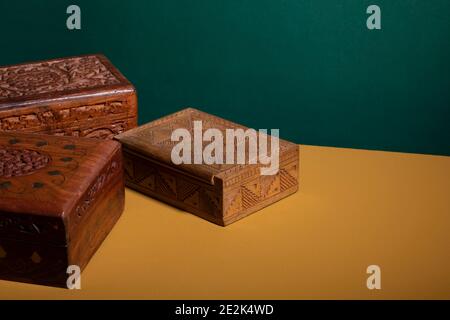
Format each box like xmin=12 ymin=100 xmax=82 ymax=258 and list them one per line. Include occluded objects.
xmin=0 ymin=0 xmax=449 ymax=155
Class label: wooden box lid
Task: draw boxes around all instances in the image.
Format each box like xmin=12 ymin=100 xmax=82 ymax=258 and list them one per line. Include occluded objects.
xmin=115 ymin=108 xmax=297 ymax=185
xmin=0 ymin=132 xmax=121 ymax=246
xmin=0 ymin=54 xmax=134 ymax=111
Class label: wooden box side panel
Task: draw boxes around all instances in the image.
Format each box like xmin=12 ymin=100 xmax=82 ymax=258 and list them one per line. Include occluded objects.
xmin=122 ymin=149 xmax=224 ymax=225
xmin=0 ymin=91 xmax=137 ymax=139
xmin=67 ymin=147 xmax=125 ymax=271
xmin=222 ymin=147 xmax=299 ymax=225
xmin=0 ymin=238 xmax=68 ymax=288
xmin=0 ymin=212 xmax=66 ymax=246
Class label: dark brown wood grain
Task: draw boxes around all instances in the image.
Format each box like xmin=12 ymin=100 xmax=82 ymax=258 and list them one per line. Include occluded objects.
xmin=0 ymin=54 xmax=137 ymax=139
xmin=115 ymin=108 xmax=299 ymax=226
xmin=0 ymin=132 xmax=124 ymax=287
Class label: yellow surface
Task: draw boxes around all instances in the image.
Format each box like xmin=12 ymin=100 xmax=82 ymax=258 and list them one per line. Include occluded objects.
xmin=1 ymin=145 xmax=449 ymax=299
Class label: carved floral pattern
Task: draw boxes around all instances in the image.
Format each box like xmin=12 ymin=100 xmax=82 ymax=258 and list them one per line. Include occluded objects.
xmin=75 ymin=158 xmax=119 ymax=219
xmin=0 ymin=147 xmax=50 ymax=178
xmin=0 ymin=56 xmax=120 ymax=99
xmin=0 ymin=136 xmax=86 ymax=197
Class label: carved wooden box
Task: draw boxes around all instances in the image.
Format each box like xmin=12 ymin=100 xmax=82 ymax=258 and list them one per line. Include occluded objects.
xmin=0 ymin=132 xmax=124 ymax=287
xmin=115 ymin=108 xmax=299 ymax=226
xmin=0 ymin=54 xmax=137 ymax=139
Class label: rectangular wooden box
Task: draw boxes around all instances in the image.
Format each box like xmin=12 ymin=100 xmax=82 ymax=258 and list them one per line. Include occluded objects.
xmin=115 ymin=108 xmax=299 ymax=226
xmin=0 ymin=132 xmax=124 ymax=287
xmin=0 ymin=54 xmax=137 ymax=139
